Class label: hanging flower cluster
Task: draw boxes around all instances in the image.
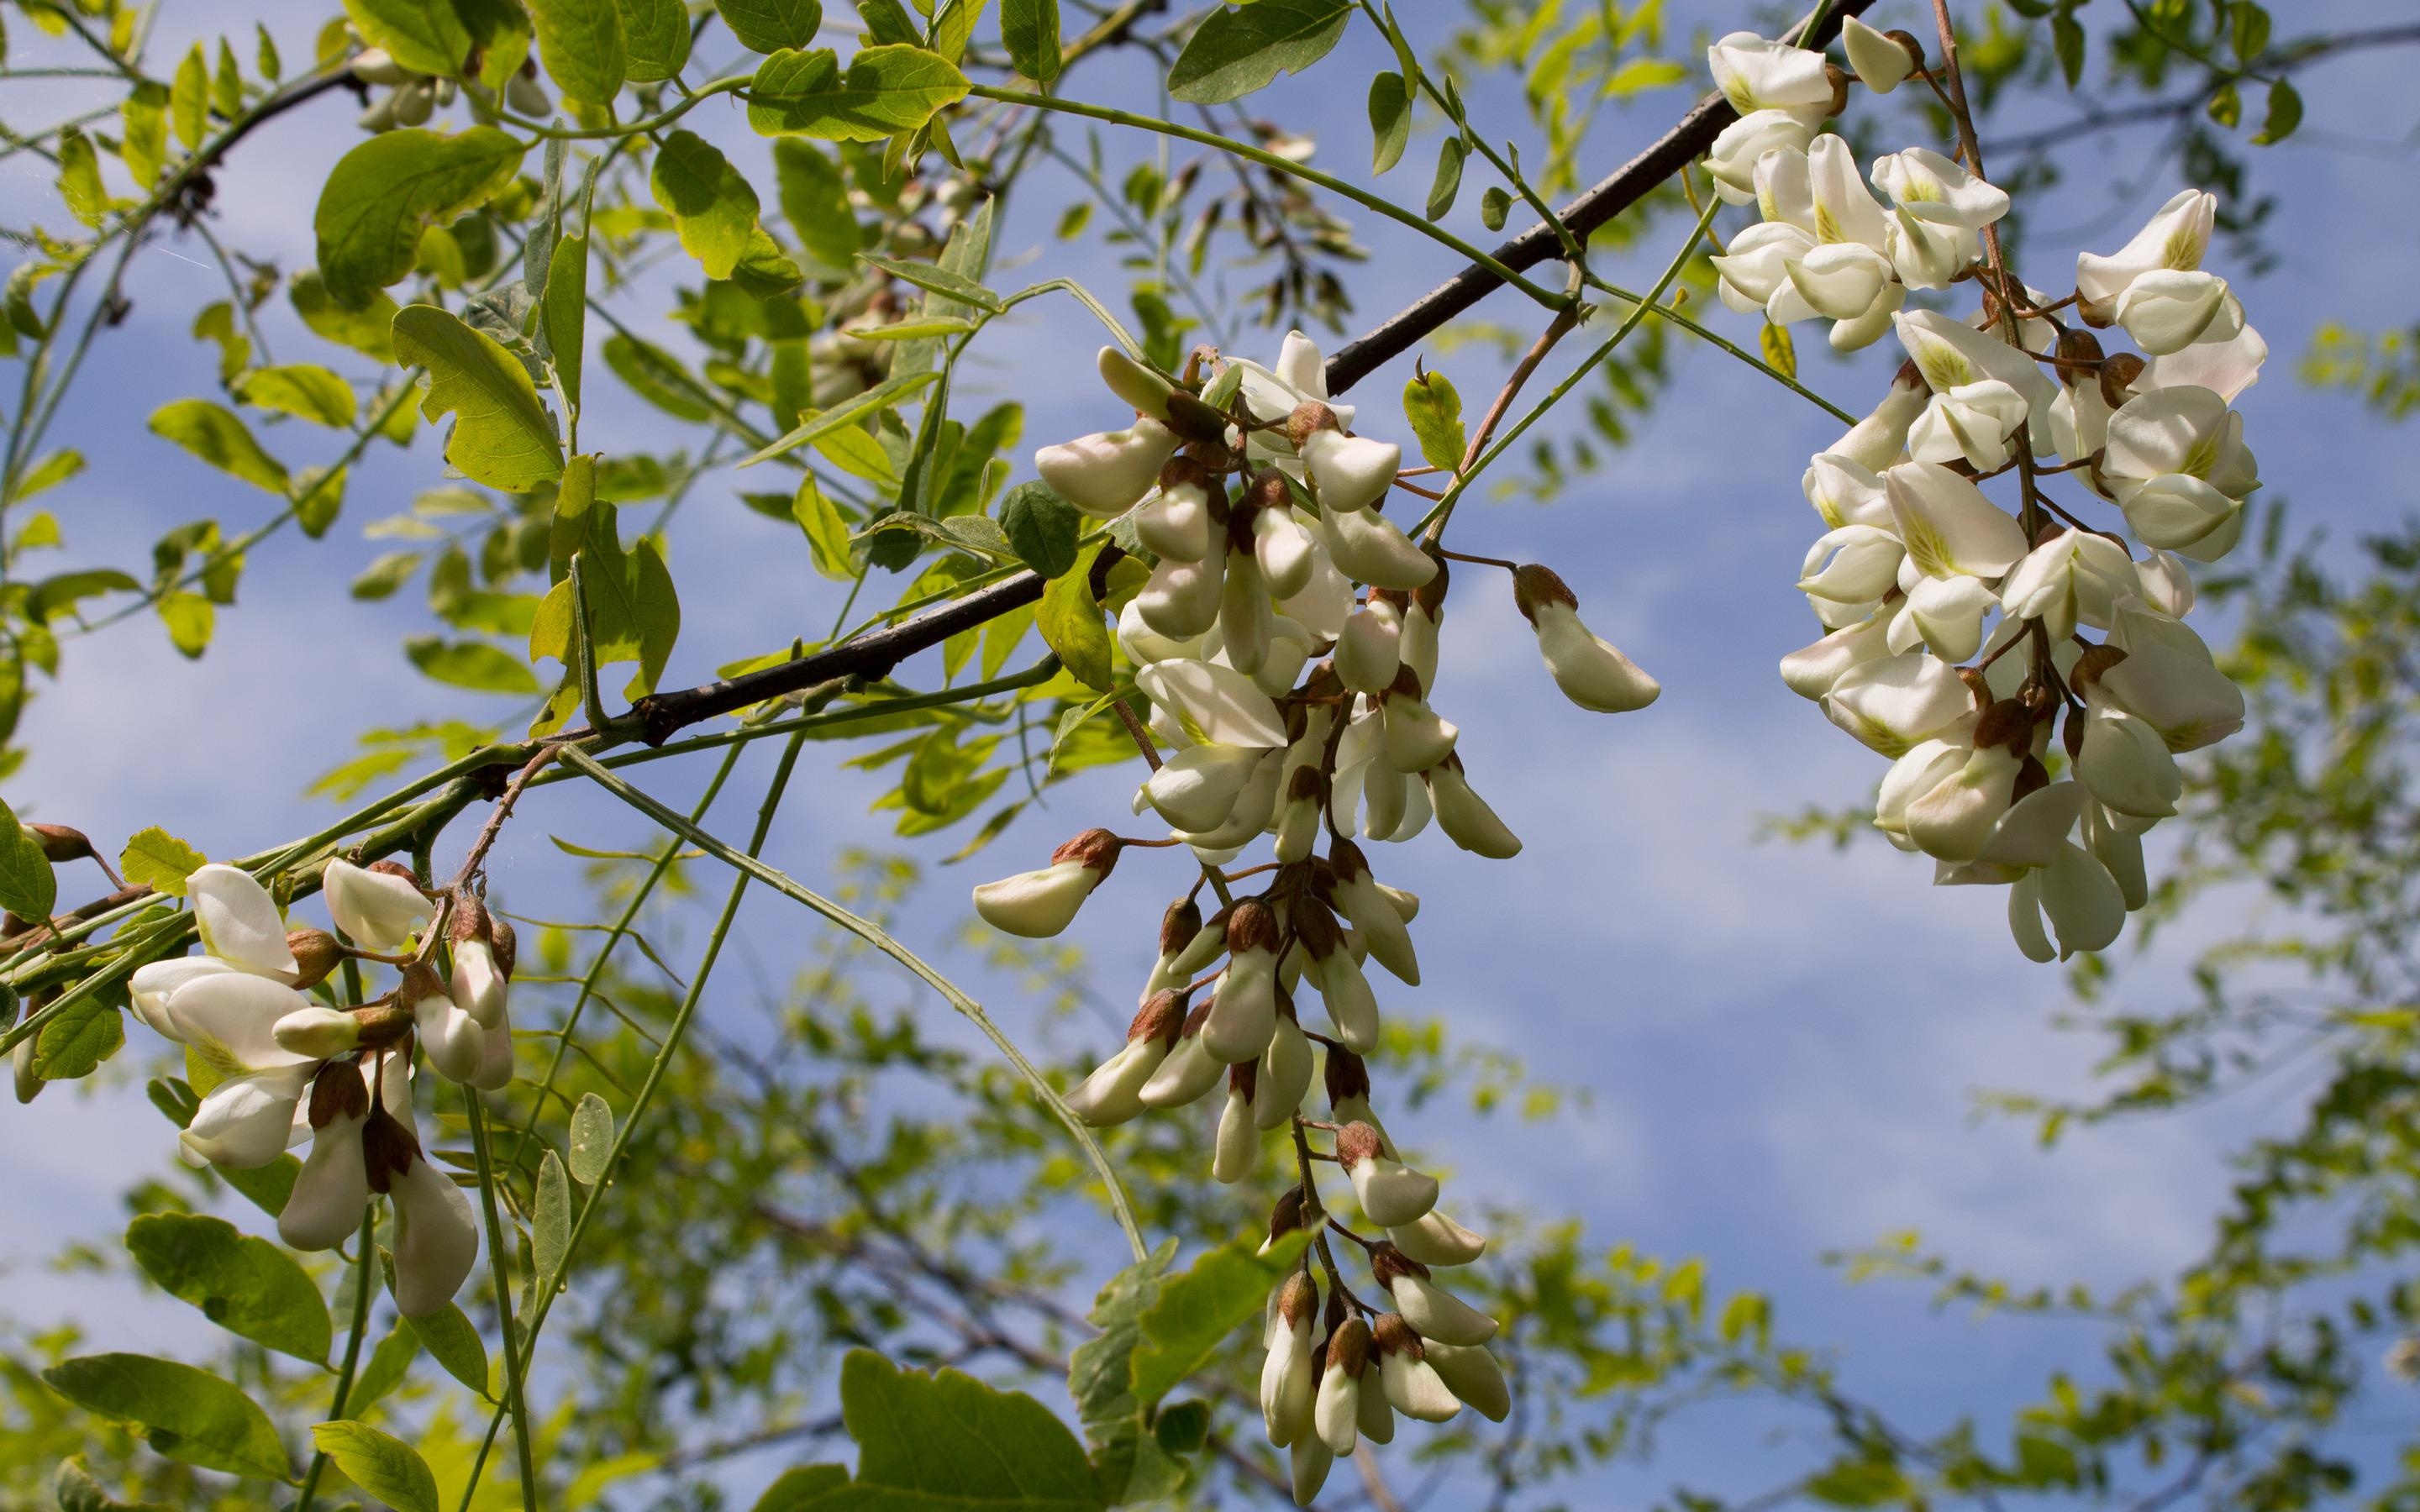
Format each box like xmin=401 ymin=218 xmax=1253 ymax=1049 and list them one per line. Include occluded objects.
xmin=1709 ymin=23 xmax=2260 ymax=961
xmin=124 ymin=858 xmax=518 ymax=1315
xmin=981 ymin=331 xmax=1655 ymax=1500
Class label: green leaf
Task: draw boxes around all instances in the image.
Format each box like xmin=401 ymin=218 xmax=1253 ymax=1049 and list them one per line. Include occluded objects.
xmin=158 ymin=591 xmax=214 ymax=659
xmin=1128 ymin=1231 xmax=1312 ymax=1408
xmin=234 ymin=365 xmax=357 ymax=428
xmin=118 ymin=827 xmax=206 ymax=896
xmin=742 ymin=369 xmax=939 ymax=466
xmin=120 ymin=81 xmax=170 ymax=187
xmin=171 ymin=45 xmax=208 ymax=149
xmin=2051 ymin=10 xmax=2085 ymax=88
xmin=752 ymin=1466 xmax=850 ymax=1510
xmin=650 ymin=129 xmax=761 ymax=279
xmin=1602 ymin=55 xmax=1686 ymax=96
xmin=56 ymin=127 xmax=107 ymax=227
xmin=217 ymin=1157 xmax=302 ymax=1221
xmin=1760 ymin=319 xmax=1797 ymax=381
xmin=998 ymin=481 xmax=1081 ymax=579
xmin=714 ymin=0 xmax=822 ymax=52
xmin=1039 ymin=547 xmax=1113 ymax=690
xmin=404 ymin=1304 xmax=492 ymax=1397
xmin=528 ymin=500 xmax=682 ymax=699
xmin=1425 ymin=134 xmax=1465 ymax=221
xmin=1002 ymin=0 xmax=1060 ymax=81
xmin=345 ymin=1320 xmax=420 ymax=1416
xmin=1402 ymin=368 xmax=1465 ymax=473
xmin=2252 ymin=77 xmax=2302 ymax=144
xmin=1069 ymin=1239 xmax=1181 ymax=1503
xmin=1367 ymin=70 xmax=1410 ymax=173
xmin=791 ymin=475 xmax=856 ymax=579
xmin=404 ymin=635 xmax=544 ymax=695
xmin=567 ymin=1092 xmax=615 ymax=1184
xmin=533 ymin=1149 xmax=571 ymax=1301
xmin=124 ymin=1214 xmax=332 ymax=1364
xmin=55 ymin=1457 xmax=173 ymax=1512
xmin=345 ymin=0 xmax=534 ymax=86
xmin=311 ymin=1421 xmax=438 ymax=1512
xmin=148 ymin=400 xmax=288 ymax=494
xmin=33 ymin=997 xmax=122 ymax=1081
xmin=745 ymin=45 xmax=972 ymax=142
xmin=1480 ymin=184 xmax=1511 ymax=231
xmin=617 ymin=0 xmax=692 ymax=80
xmin=544 ymin=233 xmax=588 ymax=410
xmin=391 ymin=305 xmax=566 ymax=491
xmin=858 ymin=254 xmax=1003 ymax=313
xmin=529 ymin=0 xmax=626 ymax=105
xmin=40 ymin=1354 xmax=289 ymax=1480
xmin=834 ymin=1348 xmax=1105 ymax=1509
xmin=292 ymin=270 xmax=398 ymax=360
xmin=0 ymin=795 xmax=56 ymax=918
xmin=772 ymin=139 xmax=860 ymax=269
xmin=313 ymin=127 xmax=526 ymax=309
xmin=1166 ymin=0 xmax=1349 ymax=104
xmin=2230 ymin=2 xmax=2272 ymax=63
xmin=2206 ymin=79 xmax=2242 ymax=129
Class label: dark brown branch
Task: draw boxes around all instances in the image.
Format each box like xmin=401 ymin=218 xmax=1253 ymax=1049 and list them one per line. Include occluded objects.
xmin=1321 ymin=0 xmax=1876 ymax=393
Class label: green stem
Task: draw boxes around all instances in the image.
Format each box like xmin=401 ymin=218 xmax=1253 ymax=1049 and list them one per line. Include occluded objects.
xmin=490 ymin=72 xmax=753 ymax=141
xmin=465 ymin=1091 xmax=542 ymax=1512
xmin=555 ymin=743 xmax=1149 ymax=1263
xmin=1583 ymin=272 xmax=1855 ymax=424
xmin=292 ymin=1208 xmax=381 ymax=1512
xmin=965 ymin=83 xmax=1570 ymax=312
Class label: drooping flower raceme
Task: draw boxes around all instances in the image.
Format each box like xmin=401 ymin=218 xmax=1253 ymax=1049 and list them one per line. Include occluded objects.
xmin=1712 ymin=32 xmax=2261 ymax=963
xmin=973 ymin=328 xmax=1665 ymax=1498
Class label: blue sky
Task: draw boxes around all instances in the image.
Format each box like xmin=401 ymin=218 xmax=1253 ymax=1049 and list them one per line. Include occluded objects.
xmin=4 ymin=0 xmax=2418 ymax=1504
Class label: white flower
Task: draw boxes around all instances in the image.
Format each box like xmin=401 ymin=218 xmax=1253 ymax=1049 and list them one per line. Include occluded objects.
xmin=1139 ymin=1014 xmax=1226 ymax=1109
xmin=1512 ymin=567 xmax=1660 ymax=713
xmin=2075 ymin=188 xmax=2216 ymax=323
xmin=2075 ymin=687 xmax=2181 ymax=819
xmin=1806 ymin=134 xmax=1891 ymax=251
xmin=389 ymin=1143 xmax=479 ymax=1316
xmin=1314 ymin=1319 xmax=1371 ymax=1455
xmin=1290 ymin=1437 xmax=1334 ymax=1504
xmin=323 ymin=859 xmax=432 ymax=953
xmin=1033 ymin=418 xmax=1180 ymax=517
xmin=2103 ymin=608 xmax=2244 ymax=751
xmin=272 ymin=1005 xmax=362 ymax=1060
xmin=1894 ymin=309 xmax=2058 ymax=440
xmin=281 ymin=1066 xmax=371 ymax=1251
xmin=2113 ymin=269 xmax=2244 ymax=355
xmin=1799 ymin=525 xmax=1904 ymax=605
xmin=1136 ymin=475 xmax=1216 ymax=562
xmin=973 ymin=831 xmax=1119 ymax=938
xmin=1999 ymin=528 xmax=2138 ymax=639
xmin=165 ymin=970 xmax=317 ymax=1094
xmin=1781 ymin=608 xmax=1893 ymax=701
xmin=1379 ymin=690 xmax=1458 ymax=773
xmin=189 ymin=864 xmax=301 ymax=980
xmin=1318 ymin=504 xmax=1438 ymax=591
xmin=1842 ymin=18 xmax=1918 ymax=93
xmin=182 ymin=1063 xmax=316 ymax=1168
xmin=1095 ymin=345 xmax=1175 ymax=422
xmin=1257 ymin=1015 xmax=1315 ymax=1128
xmin=1212 ymin=1073 xmax=1260 ymax=1184
xmin=1135 ymin=552 xmax=1226 ymax=639
xmin=1204 ymin=902 xmax=1281 ymax=1063
xmin=1387 ymin=1207 xmax=1488 ymax=1267
xmin=1870 ymin=146 xmax=2007 ymax=233
xmin=1823 ymin=652 xmax=1975 ymax=757
xmin=1143 ymin=743 xmax=1271 ymax=833
xmin=2100 ymin=386 xmax=2259 ymax=562
xmin=1781 ymin=242 xmax=1897 ymax=324
xmin=1307 ymin=938 xmax=1381 ymax=1053
xmin=1300 ymin=428 xmax=1400 ymax=513
xmin=1377 ymin=1251 xmax=1497 ymax=1345
xmin=1254 ymin=503 xmax=1318 ymax=597
xmin=1713 ymin=221 xmax=1816 ymax=312
xmin=1705 ymin=108 xmax=1815 ymax=203
xmin=1903 ymin=743 xmax=2023 ymax=861
xmin=1065 ymin=999 xmax=1181 ymax=1128
xmin=1329 ymin=840 xmax=1418 ymax=985
xmin=1907 ymin=378 xmax=2033 ymax=471
xmin=1828 ymin=367 xmax=1930 ymax=470
xmin=1138 ymin=657 xmax=1291 ymax=748
xmin=2141 ymin=322 xmax=2268 ymax=402
xmin=1886 ymin=461 xmax=2030 ymax=580
xmin=1708 ymin=31 xmax=1834 ymax=125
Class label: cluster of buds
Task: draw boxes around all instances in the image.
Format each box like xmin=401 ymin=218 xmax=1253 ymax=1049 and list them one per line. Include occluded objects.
xmin=124 ymin=858 xmax=518 ymax=1315
xmin=350 ymin=42 xmax=549 ymax=133
xmin=1705 ymin=29 xmax=2260 ymax=960
xmin=982 ymin=331 xmax=1659 ymax=1496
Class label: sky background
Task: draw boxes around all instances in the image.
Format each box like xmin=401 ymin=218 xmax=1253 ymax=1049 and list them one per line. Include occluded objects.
xmin=3 ymin=0 xmax=2418 ymax=1504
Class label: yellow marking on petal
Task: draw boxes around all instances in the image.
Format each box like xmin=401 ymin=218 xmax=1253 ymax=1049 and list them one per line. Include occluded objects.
xmin=2160 ymin=223 xmax=2203 ymax=271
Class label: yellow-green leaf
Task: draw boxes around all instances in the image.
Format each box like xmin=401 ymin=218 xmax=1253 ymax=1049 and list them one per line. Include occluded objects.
xmin=1038 ymin=545 xmax=1113 ymax=690
xmin=649 ymin=129 xmax=760 ymax=279
xmin=119 ymin=827 xmax=206 ymax=895
xmin=313 ymin=127 xmax=526 ymax=308
xmin=148 ymin=400 xmax=289 ymax=494
xmin=235 ymin=365 xmax=357 ymax=428
xmin=744 ymin=44 xmax=971 ymax=142
xmin=310 ymin=1420 xmax=438 ymax=1512
xmin=391 ymin=305 xmax=566 ymax=491
xmin=528 ymin=0 xmax=627 ymax=106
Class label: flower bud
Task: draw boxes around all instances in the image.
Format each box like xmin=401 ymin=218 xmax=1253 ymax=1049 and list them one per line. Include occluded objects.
xmin=1379 ymin=674 xmax=1458 ymax=774
xmin=390 ymin=1136 xmax=480 ymax=1316
xmin=1220 ymin=548 xmax=1275 ymax=675
xmin=1375 ymin=1313 xmax=1461 ymax=1422
xmin=1253 ymin=505 xmax=1317 ymax=600
xmin=281 ymin=1063 xmax=371 ymax=1251
xmin=273 ymin=1005 xmax=363 ymax=1059
xmin=1261 ymin=1273 xmax=1320 ymax=1446
xmin=1134 ymin=551 xmax=1226 ymax=638
xmin=503 ymin=69 xmax=553 ymax=120
xmin=1255 ymin=1011 xmax=1314 ymax=1130
xmin=407 ymin=961 xmax=486 ymax=1084
xmin=2099 ymin=352 xmax=2146 ymax=411
xmin=1137 ymin=463 xmax=1218 ymax=562
xmin=1203 ymin=900 xmax=1281 ymax=1063
xmin=1841 ymin=17 xmax=1919 ymax=92
xmin=1314 ymin=1317 xmax=1371 ymax=1455
xmin=1265 ymin=1184 xmax=1318 ymax=1254
xmin=1423 ymin=1340 xmax=1511 ymax=1421
xmin=350 ymin=45 xmax=409 ymax=85
xmin=1300 ymin=428 xmax=1400 ymax=514
xmin=1372 ymin=1244 xmax=1497 ymax=1345
xmin=1386 ymin=1206 xmax=1488 ymax=1267
xmin=393 ymin=79 xmax=434 ymax=126
xmin=1512 ymin=565 xmax=1660 ymax=713
xmin=1034 ymin=418 xmax=1181 ymax=517
xmin=448 ymin=895 xmax=511 ymax=1028
xmin=1327 ymin=840 xmax=1418 ymax=985
xmin=1335 ymin=601 xmax=1403 ymax=694
xmin=1213 ymin=1062 xmax=1261 ymax=1184
xmin=1339 ymin=1123 xmax=1438 ymax=1227
xmin=1064 ymin=993 xmax=1184 ymax=1127
xmin=324 ymin=858 xmax=434 ymax=953
xmin=286 ymin=927 xmax=346 ymax=991
xmin=1427 ymin=761 xmax=1522 ymax=859
xmin=1139 ymin=1000 xmax=1225 ymax=1108
xmin=1097 ymin=345 xmax=1176 ymax=423
xmin=971 ymin=831 xmax=1118 ymax=938
xmin=1318 ymin=503 xmax=1439 ymax=591
xmin=1289 ymin=1437 xmax=1333 ymax=1505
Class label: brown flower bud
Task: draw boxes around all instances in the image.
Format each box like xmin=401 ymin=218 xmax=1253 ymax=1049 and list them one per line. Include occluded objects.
xmin=2055 ymin=328 xmax=2105 ymax=389
xmin=360 ymin=1104 xmax=421 ymax=1194
xmin=26 ymin=824 xmax=97 ymax=864
xmin=1278 ymin=1266 xmax=1320 ymax=1325
xmin=1131 ymin=990 xmax=1185 ymax=1047
xmin=1285 ymin=401 xmax=1340 ymax=448
xmin=448 ymin=891 xmax=492 ymax=947
xmin=1325 ymin=1315 xmax=1372 ymax=1377
xmin=1165 ymin=389 xmax=1231 ymax=444
xmin=2062 ymin=706 xmax=2088 ymax=763
xmin=399 ymin=959 xmax=446 ymax=1009
xmin=308 ymin=1059 xmax=370 ymax=1130
xmin=1510 ymin=563 xmax=1578 ymax=625
xmin=1292 ymin=900 xmax=1343 ymax=961
xmin=489 ymin=916 xmax=518 ymax=980
xmin=366 ymin=858 xmax=427 ymax=892
xmin=1334 ymin=1120 xmax=1383 ymax=1168
xmin=1051 ymin=827 xmax=1123 ymax=877
xmin=1325 ymin=1044 xmax=1372 ymax=1105
xmin=1884 ymin=29 xmax=1927 ymax=71
xmin=1159 ymin=452 xmax=1215 ymax=496
xmin=286 ymin=928 xmax=346 ymax=991
xmin=2100 ymin=352 xmax=2145 ymax=409
xmin=1368 ymin=1242 xmax=1428 ymax=1289
xmin=1326 ymin=836 xmax=1371 ymax=885
xmin=1244 ymin=466 xmax=1292 ymax=517
xmin=1159 ymin=897 xmax=1203 ymax=958
xmin=353 ymin=1003 xmax=415 ymax=1048
xmin=2012 ymin=753 xmax=2052 ymax=805
xmin=1824 ymin=60 xmax=1850 ymax=117
xmin=1270 ymin=1186 xmax=1312 ymax=1247
xmin=1412 ymin=554 xmax=1450 ymax=617
xmin=1180 ymin=997 xmax=1215 ymax=1037
xmin=1386 ymin=663 xmax=1426 ymax=701
xmin=1225 ymin=897 xmax=1281 ymax=955
xmin=1228 ymin=1057 xmax=1259 ymax=1100
xmin=1371 ymin=1311 xmax=1424 ymax=1359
